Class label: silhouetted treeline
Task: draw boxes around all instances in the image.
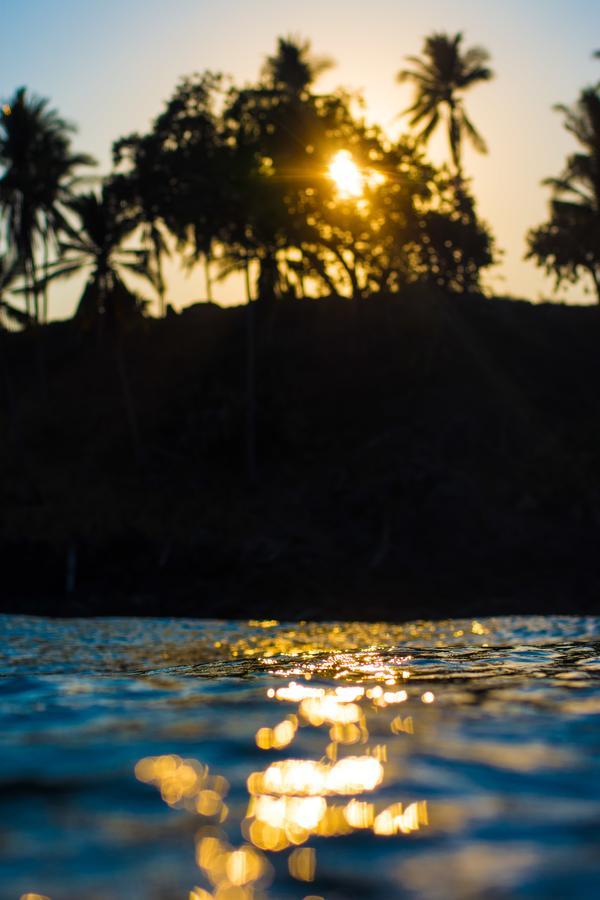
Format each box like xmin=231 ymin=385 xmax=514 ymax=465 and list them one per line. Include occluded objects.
xmin=2 ymin=35 xmax=600 ymax=326
xmin=1 ymin=34 xmax=499 ymax=327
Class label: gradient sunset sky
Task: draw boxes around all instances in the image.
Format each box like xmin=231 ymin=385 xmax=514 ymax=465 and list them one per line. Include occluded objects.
xmin=3 ymin=0 xmax=600 ymax=316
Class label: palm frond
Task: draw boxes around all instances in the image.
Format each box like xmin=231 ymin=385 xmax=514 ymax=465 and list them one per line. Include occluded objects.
xmin=417 ymin=109 xmax=441 ymax=143
xmin=461 ymin=110 xmax=488 ymax=154
xmin=0 ymin=298 xmax=32 ymax=327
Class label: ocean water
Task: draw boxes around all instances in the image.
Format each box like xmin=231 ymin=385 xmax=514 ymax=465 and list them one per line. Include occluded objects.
xmin=1 ymin=614 xmax=599 ymax=899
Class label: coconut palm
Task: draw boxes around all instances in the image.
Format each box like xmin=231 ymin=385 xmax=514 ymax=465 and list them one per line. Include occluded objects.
xmin=548 ymin=88 xmax=600 ymax=206
xmin=0 ymin=88 xmax=94 ymax=323
xmin=398 ymin=32 xmax=493 ymax=178
xmin=42 ymin=185 xmax=153 ymax=462
xmin=45 ymin=185 xmax=153 ymax=326
xmin=108 ymin=169 xmax=172 ymax=316
xmin=263 ymin=35 xmax=333 ymax=95
xmin=528 ymin=87 xmax=600 ymax=301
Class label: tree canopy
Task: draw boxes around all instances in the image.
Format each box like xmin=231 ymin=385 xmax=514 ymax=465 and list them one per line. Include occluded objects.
xmin=0 ymin=34 xmax=502 ymax=324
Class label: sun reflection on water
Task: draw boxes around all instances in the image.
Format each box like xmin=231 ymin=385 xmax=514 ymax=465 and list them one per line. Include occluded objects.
xmin=5 ymin=614 xmax=600 ymax=899
xmin=135 ymin=645 xmax=436 ymax=898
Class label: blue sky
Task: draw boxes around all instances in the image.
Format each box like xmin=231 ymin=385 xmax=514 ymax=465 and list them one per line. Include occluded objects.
xmin=3 ymin=0 xmax=600 ymax=316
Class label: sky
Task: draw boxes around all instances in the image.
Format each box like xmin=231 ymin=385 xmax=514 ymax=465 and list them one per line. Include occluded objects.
xmin=2 ymin=0 xmax=600 ymax=318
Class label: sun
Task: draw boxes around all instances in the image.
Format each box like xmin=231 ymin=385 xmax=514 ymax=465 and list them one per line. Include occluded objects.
xmin=328 ymin=150 xmax=364 ymax=198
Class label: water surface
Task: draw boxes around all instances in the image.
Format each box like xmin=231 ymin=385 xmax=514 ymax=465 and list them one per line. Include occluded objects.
xmin=1 ymin=615 xmax=599 ymax=899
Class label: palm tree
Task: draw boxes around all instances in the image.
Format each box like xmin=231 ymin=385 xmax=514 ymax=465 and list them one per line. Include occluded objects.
xmin=46 ymin=185 xmax=153 ymax=462
xmin=398 ymin=33 xmax=493 ymax=178
xmin=0 ymin=88 xmax=94 ymax=323
xmin=45 ymin=186 xmax=153 ymax=324
xmin=549 ymin=89 xmax=600 ymax=204
xmin=263 ymin=36 xmax=333 ymax=95
xmin=527 ymin=87 xmax=600 ymax=301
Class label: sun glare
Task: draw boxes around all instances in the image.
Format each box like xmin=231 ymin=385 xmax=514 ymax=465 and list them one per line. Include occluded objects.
xmin=328 ymin=150 xmax=364 ymax=198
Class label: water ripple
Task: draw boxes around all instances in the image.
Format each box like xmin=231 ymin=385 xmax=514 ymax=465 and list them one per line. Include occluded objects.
xmin=0 ymin=615 xmax=599 ymax=899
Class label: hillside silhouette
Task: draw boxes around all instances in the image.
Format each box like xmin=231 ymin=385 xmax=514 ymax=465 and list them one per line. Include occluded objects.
xmin=2 ymin=290 xmax=600 ymax=620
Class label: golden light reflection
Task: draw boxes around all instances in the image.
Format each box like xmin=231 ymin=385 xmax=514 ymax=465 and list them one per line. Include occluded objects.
xmin=135 ymin=755 xmax=229 ymax=818
xmin=391 ymin=715 xmax=414 ymax=734
xmin=136 ymin=664 xmax=435 ymax=896
xmin=373 ymin=801 xmax=429 ymax=836
xmin=190 ymin=888 xmax=213 ymax=900
xmin=250 ymin=794 xmax=326 ymax=831
xmin=200 ymin=616 xmax=505 ymax=666
xmin=195 ymin=835 xmax=272 ymax=895
xmin=288 ymin=847 xmax=316 ymax=882
xmin=248 ymin=756 xmax=384 ymax=798
xmin=269 ymin=682 xmax=325 ymax=702
xmin=256 ymin=716 xmax=298 ymax=750
xmin=300 ymin=695 xmax=362 ymax=726
xmin=343 ymin=798 xmax=375 ymax=829
xmin=329 ymin=722 xmax=362 ymax=744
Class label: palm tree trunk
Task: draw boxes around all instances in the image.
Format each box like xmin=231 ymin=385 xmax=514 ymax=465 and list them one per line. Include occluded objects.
xmin=589 ymin=266 xmax=600 ymax=303
xmin=22 ymin=266 xmax=32 ymax=321
xmin=156 ymin=245 xmax=166 ymax=318
xmin=245 ymin=257 xmax=257 ymax=484
xmin=30 ymin=256 xmax=40 ymax=325
xmin=27 ymin=255 xmax=48 ymax=401
xmin=42 ymin=231 xmax=50 ymax=324
xmin=102 ymin=271 xmax=144 ymax=466
xmin=204 ymin=246 xmax=214 ymax=302
xmin=448 ymin=103 xmax=463 ymax=181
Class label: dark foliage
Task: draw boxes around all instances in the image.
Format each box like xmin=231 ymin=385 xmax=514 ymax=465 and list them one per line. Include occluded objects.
xmin=1 ymin=295 xmax=600 ymax=618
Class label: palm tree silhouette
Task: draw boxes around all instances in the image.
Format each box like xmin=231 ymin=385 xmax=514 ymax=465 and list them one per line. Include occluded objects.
xmin=0 ymin=88 xmax=94 ymax=323
xmin=528 ymin=87 xmax=600 ymax=301
xmin=44 ymin=185 xmax=154 ymax=462
xmin=550 ymin=88 xmax=600 ymax=199
xmin=398 ymin=33 xmax=493 ymax=178
xmin=263 ymin=36 xmax=333 ymax=95
xmin=46 ymin=186 xmax=153 ymax=325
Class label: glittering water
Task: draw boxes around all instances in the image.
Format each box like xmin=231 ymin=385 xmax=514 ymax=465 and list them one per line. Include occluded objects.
xmin=1 ymin=615 xmax=599 ymax=900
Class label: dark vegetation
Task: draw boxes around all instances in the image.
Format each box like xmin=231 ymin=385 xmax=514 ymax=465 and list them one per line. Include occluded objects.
xmin=1 ymin=36 xmax=600 ymax=619
xmin=2 ymin=292 xmax=600 ymax=619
